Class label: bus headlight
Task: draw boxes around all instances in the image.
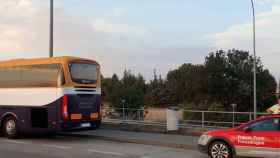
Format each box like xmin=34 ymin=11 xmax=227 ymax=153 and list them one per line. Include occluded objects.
xmin=198 ymin=134 xmax=212 ymax=146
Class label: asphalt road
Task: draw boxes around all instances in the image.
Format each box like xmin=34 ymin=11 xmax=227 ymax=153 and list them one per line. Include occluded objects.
xmin=0 ymin=134 xmax=206 ymax=158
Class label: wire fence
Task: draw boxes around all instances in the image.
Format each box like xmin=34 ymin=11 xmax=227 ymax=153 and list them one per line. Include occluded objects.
xmin=101 ymin=107 xmax=268 ymax=129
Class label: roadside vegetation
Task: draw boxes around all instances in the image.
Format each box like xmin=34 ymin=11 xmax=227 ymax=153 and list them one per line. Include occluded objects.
xmin=102 ymin=49 xmax=277 ymax=113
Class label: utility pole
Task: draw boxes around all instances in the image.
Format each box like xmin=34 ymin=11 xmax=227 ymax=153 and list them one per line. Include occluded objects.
xmin=250 ymin=0 xmax=257 ymax=119
xmin=49 ymin=0 xmax=54 ymax=57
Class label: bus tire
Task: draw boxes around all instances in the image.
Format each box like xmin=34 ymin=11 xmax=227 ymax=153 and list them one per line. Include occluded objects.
xmin=3 ymin=116 xmax=19 ymax=139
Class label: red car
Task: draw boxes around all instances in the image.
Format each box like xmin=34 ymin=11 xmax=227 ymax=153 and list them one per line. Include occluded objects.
xmin=198 ymin=115 xmax=280 ymax=158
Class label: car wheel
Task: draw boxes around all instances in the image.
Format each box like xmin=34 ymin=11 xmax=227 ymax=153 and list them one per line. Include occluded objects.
xmin=209 ymin=141 xmax=232 ymax=158
xmin=3 ymin=116 xmax=19 ymax=139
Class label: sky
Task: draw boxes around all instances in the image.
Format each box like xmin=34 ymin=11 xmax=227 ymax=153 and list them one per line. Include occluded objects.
xmin=0 ymin=0 xmax=280 ymax=80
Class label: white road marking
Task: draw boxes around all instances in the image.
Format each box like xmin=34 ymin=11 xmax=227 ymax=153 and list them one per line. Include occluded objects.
xmin=42 ymin=144 xmax=72 ymax=150
xmin=87 ymin=149 xmax=125 ymax=156
xmin=3 ymin=139 xmax=29 ymax=145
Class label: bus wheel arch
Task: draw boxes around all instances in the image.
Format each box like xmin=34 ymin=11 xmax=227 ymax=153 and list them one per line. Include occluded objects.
xmin=1 ymin=112 xmax=18 ymax=125
xmin=1 ymin=113 xmax=19 ymax=139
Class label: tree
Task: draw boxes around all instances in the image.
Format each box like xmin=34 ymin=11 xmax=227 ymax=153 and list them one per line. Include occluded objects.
xmin=205 ymin=49 xmax=276 ymax=111
xmin=165 ymin=63 xmax=207 ymax=106
xmin=102 ymin=73 xmax=121 ymax=103
xmin=145 ymin=70 xmax=170 ymax=107
xmin=102 ymin=71 xmax=146 ymax=110
xmin=102 ymin=49 xmax=277 ymax=112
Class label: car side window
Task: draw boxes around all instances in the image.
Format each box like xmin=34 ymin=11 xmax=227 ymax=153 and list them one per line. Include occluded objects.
xmin=248 ymin=118 xmax=280 ymax=131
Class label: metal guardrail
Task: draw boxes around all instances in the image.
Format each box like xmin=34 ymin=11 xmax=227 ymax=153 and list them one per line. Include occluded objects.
xmin=101 ymin=107 xmax=268 ymax=129
xmin=181 ymin=110 xmax=268 ymax=128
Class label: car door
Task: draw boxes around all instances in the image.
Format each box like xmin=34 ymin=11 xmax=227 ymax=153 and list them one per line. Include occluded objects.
xmin=233 ymin=118 xmax=280 ymax=158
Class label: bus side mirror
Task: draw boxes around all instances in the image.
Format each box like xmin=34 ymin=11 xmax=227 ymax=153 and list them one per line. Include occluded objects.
xmin=243 ymin=126 xmax=252 ymax=133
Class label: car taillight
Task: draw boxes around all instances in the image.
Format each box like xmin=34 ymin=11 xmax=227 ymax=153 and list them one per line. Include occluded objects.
xmin=61 ymin=95 xmax=69 ymax=120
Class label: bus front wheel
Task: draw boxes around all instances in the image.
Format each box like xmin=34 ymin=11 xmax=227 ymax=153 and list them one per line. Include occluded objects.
xmin=3 ymin=116 xmax=19 ymax=139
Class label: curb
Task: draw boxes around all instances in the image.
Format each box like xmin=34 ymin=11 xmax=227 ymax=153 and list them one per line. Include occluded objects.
xmin=58 ymin=132 xmax=197 ymax=150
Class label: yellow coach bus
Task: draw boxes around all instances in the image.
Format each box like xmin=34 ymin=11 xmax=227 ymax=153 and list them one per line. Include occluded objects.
xmin=0 ymin=56 xmax=102 ymax=138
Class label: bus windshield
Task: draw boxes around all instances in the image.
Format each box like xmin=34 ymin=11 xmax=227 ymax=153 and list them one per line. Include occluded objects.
xmin=69 ymin=62 xmax=98 ymax=84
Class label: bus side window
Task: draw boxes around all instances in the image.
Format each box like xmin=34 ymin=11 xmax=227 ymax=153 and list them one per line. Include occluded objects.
xmin=21 ymin=64 xmax=61 ymax=87
xmin=0 ymin=67 xmax=21 ymax=88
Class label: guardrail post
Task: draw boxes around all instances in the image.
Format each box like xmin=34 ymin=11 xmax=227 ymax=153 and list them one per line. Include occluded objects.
xmin=138 ymin=110 xmax=140 ymax=121
xmin=231 ymin=104 xmax=237 ymax=127
xmin=249 ymin=112 xmax=252 ymax=121
xmin=142 ymin=107 xmax=144 ymax=120
xmin=122 ymin=107 xmax=125 ymax=121
xmin=232 ymin=111 xmax=235 ymax=127
xmin=202 ymin=111 xmax=205 ymax=128
xmin=121 ymin=99 xmax=126 ymax=122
